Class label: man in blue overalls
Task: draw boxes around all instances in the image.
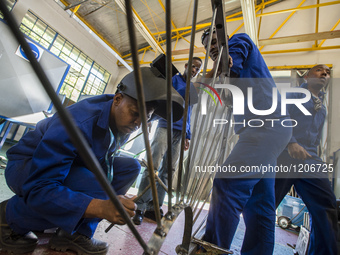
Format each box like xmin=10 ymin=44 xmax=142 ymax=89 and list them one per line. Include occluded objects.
xmin=0 ymin=67 xmax=184 ymax=254
xmin=201 ymin=28 xmax=292 ymax=255
xmin=133 ymin=57 xmax=202 ymax=225
xmin=275 ymin=64 xmax=338 ymax=255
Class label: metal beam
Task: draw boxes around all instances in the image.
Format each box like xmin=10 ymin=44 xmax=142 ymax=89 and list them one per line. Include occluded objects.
xmin=152 ymin=0 xmax=340 ymax=37
xmin=259 ymin=0 xmax=307 ymax=51
xmin=258 ymin=0 xmax=340 ymax=18
xmin=64 ymin=0 xmax=89 ymax=10
xmin=319 ymin=18 xmax=340 ymax=47
xmin=115 ymin=0 xmax=164 ymax=54
xmin=314 ymin=0 xmax=320 ymax=47
xmin=268 ymin=64 xmax=333 ymax=70
xmin=172 ymin=47 xmax=205 ymax=56
xmin=261 ymin=45 xmax=340 ymax=54
xmin=259 ymin=30 xmax=340 ymax=46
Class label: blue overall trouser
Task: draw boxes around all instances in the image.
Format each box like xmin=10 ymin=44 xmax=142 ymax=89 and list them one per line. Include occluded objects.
xmin=204 ymin=123 xmax=292 ymax=255
xmin=5 ymin=156 xmax=140 ymax=238
xmin=275 ymin=151 xmax=338 ymax=255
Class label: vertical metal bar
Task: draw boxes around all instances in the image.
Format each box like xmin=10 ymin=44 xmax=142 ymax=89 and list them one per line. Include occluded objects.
xmin=213 ymin=0 xmax=229 ymax=77
xmin=176 ymin=0 xmax=200 ymax=204
xmin=185 ymin=95 xmax=216 ymax=204
xmin=257 ymin=0 xmax=265 ymax=39
xmin=212 ymin=45 xmax=224 ymax=85
xmin=0 ymin=1 xmax=150 ymax=252
xmin=188 ymin=103 xmax=220 ymax=206
xmin=202 ymin=8 xmax=217 ymax=78
xmin=188 ymin=108 xmax=229 ymax=208
xmin=180 ymin=9 xmax=217 ymax=202
xmin=124 ymin=0 xmax=162 ymax=231
xmin=314 ymin=0 xmax=320 ymax=47
xmin=166 ymin=0 xmax=173 ymax=216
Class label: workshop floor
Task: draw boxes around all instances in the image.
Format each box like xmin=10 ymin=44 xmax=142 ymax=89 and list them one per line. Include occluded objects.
xmin=0 ymin=142 xmax=298 ymax=255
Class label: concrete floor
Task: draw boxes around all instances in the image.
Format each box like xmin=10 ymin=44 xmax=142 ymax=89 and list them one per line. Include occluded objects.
xmin=0 ymin=142 xmax=298 ymax=255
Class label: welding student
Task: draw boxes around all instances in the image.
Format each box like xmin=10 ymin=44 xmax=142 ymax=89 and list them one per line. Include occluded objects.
xmin=200 ymin=28 xmax=292 ymax=255
xmin=275 ymin=64 xmax=338 ymax=255
xmin=132 ymin=57 xmax=202 ymax=225
xmin=0 ymin=67 xmax=184 ymax=255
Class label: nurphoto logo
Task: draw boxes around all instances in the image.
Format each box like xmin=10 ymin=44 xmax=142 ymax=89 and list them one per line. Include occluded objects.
xmin=199 ymin=81 xmax=312 ymax=128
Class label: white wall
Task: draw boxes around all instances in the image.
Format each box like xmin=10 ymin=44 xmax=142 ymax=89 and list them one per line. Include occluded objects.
xmin=11 ymin=0 xmax=122 ymax=93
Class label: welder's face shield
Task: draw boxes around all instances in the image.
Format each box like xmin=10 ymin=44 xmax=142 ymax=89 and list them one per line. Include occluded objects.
xmin=117 ymin=67 xmax=184 ymax=122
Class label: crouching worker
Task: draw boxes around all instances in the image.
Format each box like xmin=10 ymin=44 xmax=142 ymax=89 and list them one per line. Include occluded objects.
xmin=0 ymin=67 xmax=184 ymax=255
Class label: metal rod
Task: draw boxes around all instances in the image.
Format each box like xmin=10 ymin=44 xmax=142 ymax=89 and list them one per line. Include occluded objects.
xmin=193 ymin=192 xmax=211 ymax=225
xmin=194 ymin=111 xmax=231 ymax=211
xmin=183 ymin=114 xmax=206 ymax=202
xmin=166 ymin=0 xmax=174 ymax=216
xmin=188 ymin=73 xmax=232 ymax=224
xmin=176 ymin=0 xmax=200 ymax=204
xmin=124 ymin=0 xmax=162 ymax=236
xmin=185 ymin=92 xmax=217 ymax=204
xmin=202 ymin=8 xmax=217 ymax=78
xmin=0 ymin=1 xmax=150 ymax=252
xmin=192 ymin=213 xmax=208 ymax=238
xmin=180 ymin=10 xmax=217 ymax=202
xmin=212 ymin=45 xmax=224 ymax=85
xmin=185 ymin=93 xmax=217 ymax=203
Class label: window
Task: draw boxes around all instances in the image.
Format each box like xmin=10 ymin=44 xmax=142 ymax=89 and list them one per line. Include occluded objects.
xmin=0 ymin=0 xmax=16 ymax=19
xmin=19 ymin=11 xmax=111 ymax=102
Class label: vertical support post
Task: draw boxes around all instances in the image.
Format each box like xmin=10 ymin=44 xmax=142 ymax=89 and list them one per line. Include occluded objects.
xmin=166 ymin=0 xmax=174 ymax=216
xmin=314 ymin=0 xmax=320 ymax=47
xmin=180 ymin=8 xmax=217 ymax=203
xmin=124 ymin=0 xmax=163 ymax=232
xmin=176 ymin=0 xmax=200 ymax=204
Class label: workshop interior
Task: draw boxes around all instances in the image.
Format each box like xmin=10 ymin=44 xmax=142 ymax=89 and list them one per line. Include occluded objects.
xmin=0 ymin=0 xmax=340 ymax=254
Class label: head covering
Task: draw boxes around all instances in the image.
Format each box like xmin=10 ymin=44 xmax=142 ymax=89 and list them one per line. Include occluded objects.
xmin=117 ymin=67 xmax=184 ymax=122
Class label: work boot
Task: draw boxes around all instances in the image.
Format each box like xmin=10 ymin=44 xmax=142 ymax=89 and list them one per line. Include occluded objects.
xmin=49 ymin=228 xmax=109 ymax=255
xmin=0 ymin=200 xmax=38 ymax=254
xmin=132 ymin=210 xmax=144 ymax=225
xmin=144 ymin=208 xmax=164 ymax=221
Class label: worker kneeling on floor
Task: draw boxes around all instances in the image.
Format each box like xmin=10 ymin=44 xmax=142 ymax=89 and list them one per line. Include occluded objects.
xmin=0 ymin=67 xmax=184 ymax=255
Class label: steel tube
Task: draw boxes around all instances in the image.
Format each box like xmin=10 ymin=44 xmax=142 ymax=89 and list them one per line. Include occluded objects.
xmin=166 ymin=0 xmax=174 ymax=215
xmin=176 ymin=0 xmax=200 ymax=204
xmin=124 ymin=0 xmax=162 ymax=234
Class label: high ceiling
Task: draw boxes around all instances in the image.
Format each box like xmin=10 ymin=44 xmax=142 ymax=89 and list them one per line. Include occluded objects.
xmin=57 ymin=0 xmax=340 ymax=67
xmin=59 ymin=0 xmax=246 ymax=54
